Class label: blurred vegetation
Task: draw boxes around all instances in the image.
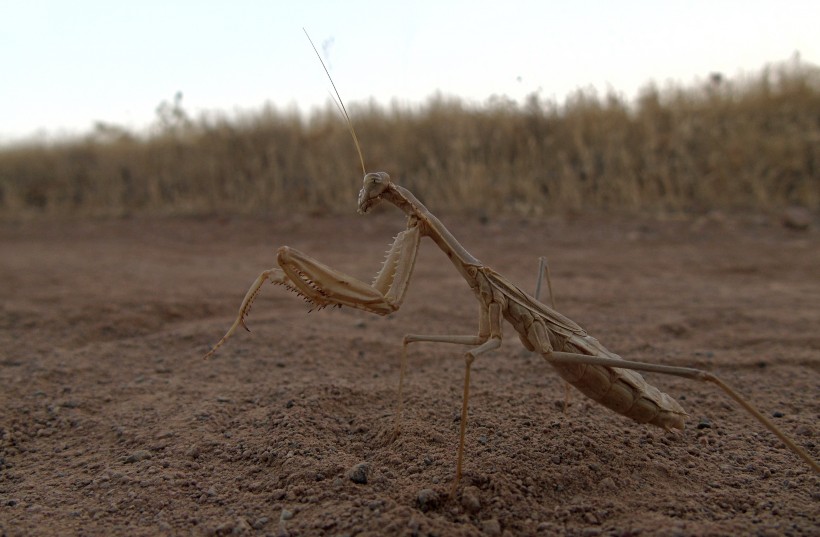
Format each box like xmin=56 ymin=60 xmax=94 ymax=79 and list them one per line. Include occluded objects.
xmin=1 ymin=57 xmax=819 ymax=219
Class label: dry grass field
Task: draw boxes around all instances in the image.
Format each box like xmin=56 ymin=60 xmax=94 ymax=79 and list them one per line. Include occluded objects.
xmin=0 ymin=58 xmax=818 ymax=219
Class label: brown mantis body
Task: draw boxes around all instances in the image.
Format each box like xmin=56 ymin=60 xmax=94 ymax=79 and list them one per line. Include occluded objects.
xmin=204 ymin=173 xmax=818 ymax=487
xmin=204 ymin=34 xmax=818 ymax=491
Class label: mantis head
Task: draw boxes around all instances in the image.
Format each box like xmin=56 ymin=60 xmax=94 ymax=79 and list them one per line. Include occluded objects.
xmin=358 ymin=172 xmax=392 ymax=214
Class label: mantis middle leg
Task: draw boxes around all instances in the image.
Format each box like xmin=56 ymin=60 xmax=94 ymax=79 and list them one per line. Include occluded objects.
xmin=396 ymin=301 xmax=504 ymax=494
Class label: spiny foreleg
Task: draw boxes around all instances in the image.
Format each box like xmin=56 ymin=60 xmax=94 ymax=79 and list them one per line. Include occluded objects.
xmin=203 ymin=268 xmax=287 ymax=359
xmin=204 ymin=225 xmax=422 ymax=359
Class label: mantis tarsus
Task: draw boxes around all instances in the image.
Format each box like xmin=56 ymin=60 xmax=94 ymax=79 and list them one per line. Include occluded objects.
xmin=203 ymin=32 xmax=819 ymax=493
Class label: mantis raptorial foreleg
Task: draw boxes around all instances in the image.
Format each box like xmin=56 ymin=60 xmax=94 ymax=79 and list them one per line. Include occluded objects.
xmin=203 ymin=269 xmax=281 ymax=359
xmin=204 ymin=225 xmax=421 ymax=359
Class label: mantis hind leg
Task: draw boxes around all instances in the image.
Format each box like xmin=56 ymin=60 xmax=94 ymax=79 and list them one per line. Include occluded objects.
xmin=545 ymin=350 xmax=819 ymax=473
xmin=534 ymin=256 xmax=556 ymax=309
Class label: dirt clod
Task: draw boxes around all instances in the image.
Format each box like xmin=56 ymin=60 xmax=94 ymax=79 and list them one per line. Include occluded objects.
xmin=461 ymin=485 xmax=481 ymax=513
xmin=416 ymin=488 xmax=441 ymax=512
xmin=481 ymin=517 xmax=502 ymax=536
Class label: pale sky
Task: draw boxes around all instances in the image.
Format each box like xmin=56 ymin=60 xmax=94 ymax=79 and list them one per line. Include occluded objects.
xmin=1 ymin=1 xmax=818 ymax=144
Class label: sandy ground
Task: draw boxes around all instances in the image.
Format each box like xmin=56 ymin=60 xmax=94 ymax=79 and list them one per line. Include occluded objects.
xmin=1 ymin=209 xmax=818 ymax=536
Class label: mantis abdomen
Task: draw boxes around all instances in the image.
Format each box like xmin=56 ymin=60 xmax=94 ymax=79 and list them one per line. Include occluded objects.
xmin=551 ymin=333 xmax=688 ymax=430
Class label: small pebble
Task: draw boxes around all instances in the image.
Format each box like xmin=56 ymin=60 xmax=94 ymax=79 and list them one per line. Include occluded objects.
xmin=348 ymin=462 xmax=369 ymax=484
xmin=696 ymin=419 xmax=712 ymax=429
xmin=772 ymin=411 xmax=784 ymax=418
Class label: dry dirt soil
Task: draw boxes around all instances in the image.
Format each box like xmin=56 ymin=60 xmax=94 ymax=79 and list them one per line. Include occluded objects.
xmin=1 ymin=210 xmax=818 ymax=536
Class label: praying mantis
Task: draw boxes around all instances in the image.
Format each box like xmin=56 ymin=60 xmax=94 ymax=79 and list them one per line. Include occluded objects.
xmin=203 ymin=32 xmax=819 ymax=493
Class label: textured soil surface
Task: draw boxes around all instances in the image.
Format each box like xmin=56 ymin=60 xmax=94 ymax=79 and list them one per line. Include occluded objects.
xmin=1 ymin=210 xmax=818 ymax=536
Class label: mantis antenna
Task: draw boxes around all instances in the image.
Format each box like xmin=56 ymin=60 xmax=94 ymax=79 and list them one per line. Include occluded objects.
xmin=303 ymin=28 xmax=367 ymax=176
